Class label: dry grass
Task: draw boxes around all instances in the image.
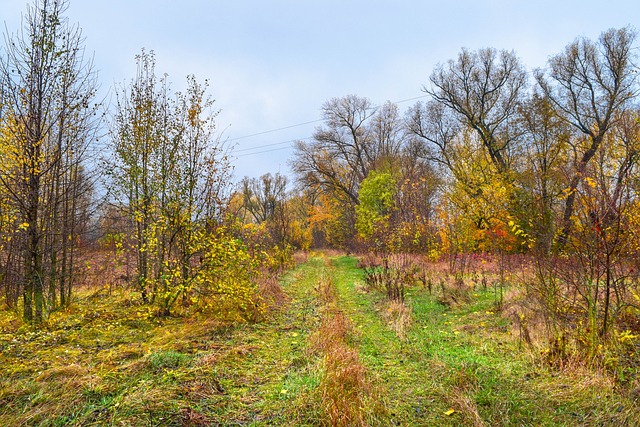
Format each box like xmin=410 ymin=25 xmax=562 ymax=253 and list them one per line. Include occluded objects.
xmin=309 ymin=273 xmax=386 ymax=426
xmin=380 ymin=300 xmax=412 ymax=340
xmin=293 ymin=251 xmax=310 ymax=265
xmin=450 ymin=387 xmax=486 ymax=427
xmin=309 ymin=310 xmax=350 ymax=354
xmin=257 ymin=272 xmax=289 ymax=309
xmin=321 ymin=346 xmax=372 ymax=427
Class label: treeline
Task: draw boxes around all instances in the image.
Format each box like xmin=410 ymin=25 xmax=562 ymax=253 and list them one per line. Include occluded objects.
xmin=0 ymin=0 xmax=99 ymax=324
xmin=272 ymin=27 xmax=639 ymax=360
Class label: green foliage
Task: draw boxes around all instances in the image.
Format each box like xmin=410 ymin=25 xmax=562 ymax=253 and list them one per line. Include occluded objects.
xmin=356 ymin=170 xmax=396 ymax=241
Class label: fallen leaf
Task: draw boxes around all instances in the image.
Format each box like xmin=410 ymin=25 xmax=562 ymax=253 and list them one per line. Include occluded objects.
xmin=444 ymin=409 xmax=455 ymax=416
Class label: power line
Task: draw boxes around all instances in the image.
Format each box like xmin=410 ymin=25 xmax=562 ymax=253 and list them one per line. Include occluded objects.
xmin=227 ymin=120 xmax=322 ymax=142
xmin=229 ymin=94 xmax=430 ymax=157
xmin=233 ymin=138 xmax=301 ymax=153
xmin=236 ymin=145 xmax=293 ymax=158
xmin=394 ymin=94 xmax=429 ymax=104
xmin=229 ymin=95 xmax=428 ymax=144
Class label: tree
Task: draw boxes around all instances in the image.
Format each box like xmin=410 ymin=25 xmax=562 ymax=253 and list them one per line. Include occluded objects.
xmin=425 ymin=48 xmax=528 ymax=172
xmin=292 ymin=96 xmax=406 ymax=204
xmin=109 ymin=50 xmax=163 ymax=303
xmin=291 ymin=95 xmax=409 ymax=248
xmin=536 ymin=27 xmax=638 ymax=247
xmin=241 ymin=173 xmax=288 ymax=224
xmin=518 ymin=92 xmax=571 ymax=254
xmin=355 ymin=170 xmax=396 ymax=248
xmin=108 ymin=50 xmax=232 ymax=314
xmin=0 ymin=0 xmax=99 ymax=324
xmin=240 ymin=172 xmax=290 ymax=247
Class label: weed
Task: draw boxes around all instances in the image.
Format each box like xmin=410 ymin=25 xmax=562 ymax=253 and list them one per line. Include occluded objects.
xmin=380 ymin=300 xmax=412 ymax=340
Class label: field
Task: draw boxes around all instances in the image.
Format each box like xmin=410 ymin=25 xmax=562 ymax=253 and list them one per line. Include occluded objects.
xmin=1 ymin=252 xmax=638 ymax=426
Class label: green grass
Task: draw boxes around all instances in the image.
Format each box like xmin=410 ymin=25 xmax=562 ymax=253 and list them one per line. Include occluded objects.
xmin=327 ymin=255 xmax=640 ymax=427
xmin=0 ymin=253 xmax=638 ymax=426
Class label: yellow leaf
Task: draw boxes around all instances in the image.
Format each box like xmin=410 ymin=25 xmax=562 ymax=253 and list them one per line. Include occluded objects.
xmin=444 ymin=409 xmax=455 ymax=416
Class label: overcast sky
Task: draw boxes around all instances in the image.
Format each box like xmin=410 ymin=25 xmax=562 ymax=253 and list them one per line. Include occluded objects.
xmin=1 ymin=1 xmax=639 ymax=181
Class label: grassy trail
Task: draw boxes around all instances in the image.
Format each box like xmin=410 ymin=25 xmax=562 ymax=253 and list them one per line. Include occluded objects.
xmin=1 ymin=252 xmax=637 ymax=426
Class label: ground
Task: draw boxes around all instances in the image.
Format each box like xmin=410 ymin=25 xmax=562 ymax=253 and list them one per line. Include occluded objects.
xmin=0 ymin=252 xmax=638 ymax=426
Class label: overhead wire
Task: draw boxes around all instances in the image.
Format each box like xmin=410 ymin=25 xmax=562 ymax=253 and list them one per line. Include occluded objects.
xmin=227 ymin=120 xmax=322 ymax=142
xmin=230 ymin=94 xmax=429 ymax=157
xmin=233 ymin=138 xmax=300 ymax=153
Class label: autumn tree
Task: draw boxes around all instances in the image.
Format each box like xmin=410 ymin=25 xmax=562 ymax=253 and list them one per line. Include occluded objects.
xmin=536 ymin=27 xmax=638 ymax=247
xmin=0 ymin=0 xmax=99 ymax=324
xmin=355 ymin=170 xmax=396 ymax=249
xmin=292 ymin=95 xmax=409 ymax=247
xmin=518 ymin=92 xmax=571 ymax=254
xmin=108 ymin=50 xmax=233 ymax=314
xmin=156 ymin=75 xmax=230 ymax=313
xmin=241 ymin=173 xmax=288 ymax=224
xmin=108 ymin=50 xmax=163 ymax=303
xmin=239 ymin=172 xmax=290 ymax=246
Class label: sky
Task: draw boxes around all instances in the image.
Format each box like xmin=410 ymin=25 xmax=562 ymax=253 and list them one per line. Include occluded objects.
xmin=1 ymin=0 xmax=639 ymax=182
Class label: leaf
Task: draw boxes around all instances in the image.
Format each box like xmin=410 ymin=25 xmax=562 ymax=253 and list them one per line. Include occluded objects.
xmin=444 ymin=409 xmax=455 ymax=416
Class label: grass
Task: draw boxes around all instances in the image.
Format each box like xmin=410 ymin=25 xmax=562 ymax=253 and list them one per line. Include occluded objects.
xmin=1 ymin=252 xmax=638 ymax=426
xmin=327 ymin=255 xmax=640 ymax=426
xmin=0 ymin=256 xmax=326 ymax=426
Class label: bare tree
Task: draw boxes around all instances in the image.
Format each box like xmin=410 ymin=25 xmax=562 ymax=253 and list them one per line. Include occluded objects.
xmin=241 ymin=173 xmax=288 ymax=224
xmin=292 ymin=95 xmax=407 ymax=204
xmin=239 ymin=172 xmax=289 ymax=246
xmin=426 ymin=48 xmax=528 ymax=172
xmin=405 ymin=99 xmax=460 ymax=174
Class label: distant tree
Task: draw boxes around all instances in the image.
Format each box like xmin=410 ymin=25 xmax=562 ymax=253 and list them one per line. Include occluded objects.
xmin=518 ymin=92 xmax=570 ymax=254
xmin=355 ymin=170 xmax=396 ymax=248
xmin=241 ymin=173 xmax=288 ymax=224
xmin=240 ymin=172 xmax=290 ymax=246
xmin=405 ymin=100 xmax=460 ymax=175
xmin=292 ymin=95 xmax=409 ymax=248
xmin=292 ymin=96 xmax=406 ymax=204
